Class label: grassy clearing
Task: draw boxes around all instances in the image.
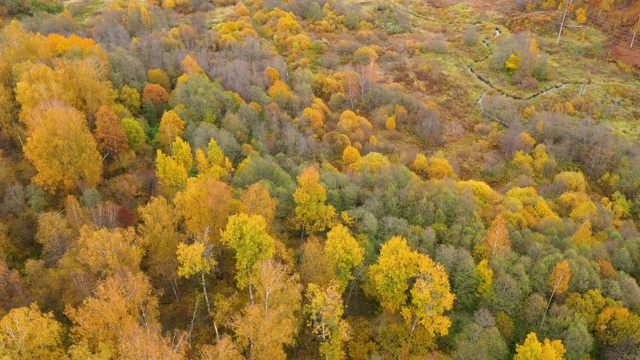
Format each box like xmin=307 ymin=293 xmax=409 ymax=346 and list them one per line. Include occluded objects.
xmin=462 ymin=15 xmax=640 ymax=139
xmin=65 ymin=0 xmax=106 ymax=22
xmin=203 ymin=5 xmax=235 ymax=28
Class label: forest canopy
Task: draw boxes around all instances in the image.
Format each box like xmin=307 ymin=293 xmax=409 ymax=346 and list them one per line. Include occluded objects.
xmin=0 ymin=0 xmax=640 ymax=359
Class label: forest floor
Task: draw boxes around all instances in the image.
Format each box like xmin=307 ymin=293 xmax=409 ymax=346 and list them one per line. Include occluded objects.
xmin=607 ymin=41 xmax=640 ymax=69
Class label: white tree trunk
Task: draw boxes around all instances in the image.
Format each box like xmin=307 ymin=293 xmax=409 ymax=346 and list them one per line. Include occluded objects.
xmin=539 ymin=275 xmax=563 ymax=331
xmin=557 ymin=0 xmax=573 ymax=45
xmin=188 ymin=296 xmax=200 ymax=343
xmin=201 ymin=271 xmax=211 ymax=314
xmin=249 ymin=283 xmax=254 ymax=305
xmin=632 ymin=16 xmax=640 ymax=49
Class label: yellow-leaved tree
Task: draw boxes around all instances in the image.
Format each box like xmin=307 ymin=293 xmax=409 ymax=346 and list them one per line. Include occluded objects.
xmin=595 ymin=305 xmax=640 ymax=346
xmin=0 ymin=85 xmax=15 ymax=137
xmin=221 ymin=213 xmax=276 ymax=303
xmin=475 ymin=259 xmax=493 ymax=298
xmin=305 ymin=282 xmax=351 ymax=360
xmin=173 ymin=174 xmax=233 ymax=240
xmin=157 ymin=110 xmax=186 ymax=151
xmin=365 ymin=236 xmax=417 ymax=313
xmin=365 ymin=236 xmax=454 ymax=339
xmin=385 ymin=115 xmax=396 ymax=130
xmin=342 ymin=146 xmax=361 ymax=166
xmin=514 ymin=332 xmax=566 ymax=360
xmin=505 ymin=54 xmax=522 ymax=73
xmin=137 ymin=196 xmax=183 ymax=298
xmin=401 ymin=252 xmax=455 ymax=335
xmin=195 ymin=138 xmax=233 ymax=179
xmin=174 ymin=174 xmax=232 ymax=315
xmin=176 ymin=241 xmax=217 ymax=315
xmin=0 ymin=304 xmax=65 ymax=359
xmin=23 ymin=105 xmax=102 ymax=194
xmin=232 ymin=259 xmax=302 ymax=360
xmin=66 ymin=272 xmax=161 ymax=358
xmin=75 ymin=226 xmax=143 ymax=278
xmin=148 ymin=68 xmax=171 ymax=91
xmin=155 ymin=137 xmax=194 ymax=195
xmin=324 ymin=224 xmax=365 ymax=292
xmin=427 ymin=155 xmax=456 ymax=180
xmin=411 ymin=154 xmax=429 ymax=177
xmin=240 ymin=182 xmax=277 ymax=226
xmin=293 ymin=166 xmax=336 ymax=239
xmin=16 ymin=60 xmax=112 ymax=127
xmin=478 ymin=214 xmax=511 ymax=259
xmin=571 ymin=220 xmax=594 ymax=245
xmin=120 ymin=85 xmax=141 ymax=115
xmin=35 ymin=211 xmax=74 ymax=264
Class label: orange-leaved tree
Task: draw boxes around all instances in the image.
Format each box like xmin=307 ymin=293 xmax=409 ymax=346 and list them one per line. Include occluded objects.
xmin=94 ymin=106 xmax=129 ymax=160
xmin=141 ymin=84 xmax=170 ymax=105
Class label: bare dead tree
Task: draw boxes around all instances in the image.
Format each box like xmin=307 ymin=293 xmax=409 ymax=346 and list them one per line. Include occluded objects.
xmin=631 ymin=16 xmax=640 ymax=49
xmin=557 ymin=0 xmax=574 ymax=45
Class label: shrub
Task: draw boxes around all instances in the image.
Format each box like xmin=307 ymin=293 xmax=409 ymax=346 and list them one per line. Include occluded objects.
xmin=463 ymin=25 xmax=478 ymax=46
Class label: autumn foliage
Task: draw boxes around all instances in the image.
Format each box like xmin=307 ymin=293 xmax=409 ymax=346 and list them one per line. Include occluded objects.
xmin=24 ymin=105 xmax=102 ymax=193
xmin=94 ymin=106 xmax=129 ymax=158
xmin=365 ymin=236 xmax=454 ymax=338
xmin=141 ymin=84 xmax=170 ymax=106
xmin=1 ymin=2 xmax=640 ymax=359
xmin=293 ymin=166 xmax=336 ymax=236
